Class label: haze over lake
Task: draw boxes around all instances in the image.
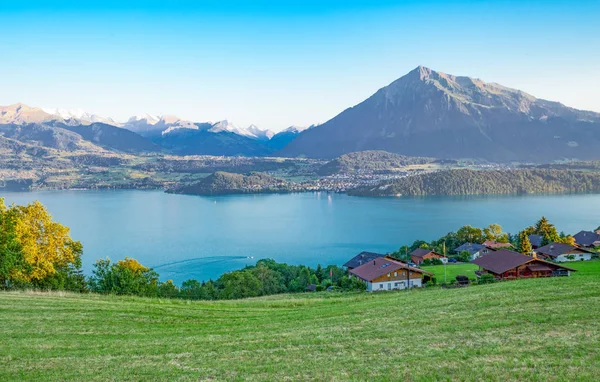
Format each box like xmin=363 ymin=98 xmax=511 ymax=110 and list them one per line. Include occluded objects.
xmin=3 ymin=190 xmax=599 ymax=284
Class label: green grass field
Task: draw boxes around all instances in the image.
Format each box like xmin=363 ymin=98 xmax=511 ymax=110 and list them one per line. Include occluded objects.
xmin=421 ymin=262 xmax=478 ymax=281
xmin=1 ymin=261 xmax=599 ymax=381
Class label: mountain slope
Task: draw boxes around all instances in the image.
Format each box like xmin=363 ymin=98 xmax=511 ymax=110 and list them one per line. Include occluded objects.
xmin=278 ymin=66 xmax=600 ymax=162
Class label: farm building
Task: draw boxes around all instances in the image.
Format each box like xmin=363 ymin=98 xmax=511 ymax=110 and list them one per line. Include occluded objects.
xmin=534 ymin=243 xmax=595 ymax=262
xmin=472 ymin=250 xmax=576 ymax=279
xmin=349 ymin=256 xmax=433 ymax=291
xmin=573 ymin=231 xmax=600 ymax=249
xmin=482 ymin=240 xmax=513 ymax=250
xmin=343 ymin=251 xmax=386 ymax=270
xmin=528 ymin=234 xmax=544 ymax=249
xmin=409 ymin=248 xmax=447 ymax=265
xmin=453 ymin=242 xmax=494 ymax=260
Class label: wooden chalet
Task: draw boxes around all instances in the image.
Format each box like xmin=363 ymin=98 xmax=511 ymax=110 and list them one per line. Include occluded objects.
xmin=349 ymin=256 xmax=433 ymax=291
xmin=534 ymin=242 xmax=595 ymax=262
xmin=343 ymin=251 xmax=386 ymax=270
xmin=409 ymin=248 xmax=447 ymax=265
xmin=472 ymin=249 xmax=576 ymax=279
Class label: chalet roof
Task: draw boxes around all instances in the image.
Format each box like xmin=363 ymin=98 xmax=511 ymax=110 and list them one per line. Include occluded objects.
xmin=482 ymin=240 xmax=513 ymax=249
xmin=573 ymin=231 xmax=600 ymax=247
xmin=528 ymin=234 xmax=543 ymax=248
xmin=343 ymin=251 xmax=386 ymax=269
xmin=410 ymin=248 xmax=445 ymax=259
xmin=454 ymin=242 xmax=485 ymax=255
xmin=472 ymin=249 xmax=576 ymax=275
xmin=535 ymin=242 xmax=594 ymax=258
xmin=349 ymin=256 xmax=432 ymax=282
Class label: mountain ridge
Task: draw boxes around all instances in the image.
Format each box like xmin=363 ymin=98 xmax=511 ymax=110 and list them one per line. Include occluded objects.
xmin=278 ymin=66 xmax=600 ymax=162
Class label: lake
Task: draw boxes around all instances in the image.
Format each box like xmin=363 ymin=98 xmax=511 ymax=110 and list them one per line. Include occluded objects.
xmin=2 ymin=190 xmax=599 ymax=284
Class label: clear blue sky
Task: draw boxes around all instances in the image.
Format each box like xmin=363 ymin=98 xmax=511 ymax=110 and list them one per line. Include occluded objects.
xmin=1 ymin=1 xmax=598 ymax=130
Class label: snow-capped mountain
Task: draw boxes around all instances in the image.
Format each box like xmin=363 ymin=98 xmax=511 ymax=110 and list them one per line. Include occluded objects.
xmin=42 ymin=108 xmax=120 ymax=126
xmin=247 ymin=124 xmax=275 ymax=141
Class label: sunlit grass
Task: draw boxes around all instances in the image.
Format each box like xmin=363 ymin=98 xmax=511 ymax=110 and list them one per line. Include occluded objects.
xmin=1 ymin=261 xmax=599 ymax=381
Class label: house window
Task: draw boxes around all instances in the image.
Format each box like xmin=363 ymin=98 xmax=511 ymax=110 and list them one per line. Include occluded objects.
xmin=388 ymin=283 xmax=391 ymax=290
xmin=394 ymin=272 xmax=398 ymax=277
xmin=379 ymin=284 xmax=383 ymax=289
xmin=387 ymin=273 xmax=390 ymax=277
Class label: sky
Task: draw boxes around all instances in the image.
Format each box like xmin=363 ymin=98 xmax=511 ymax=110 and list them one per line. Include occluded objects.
xmin=0 ymin=0 xmax=599 ymax=131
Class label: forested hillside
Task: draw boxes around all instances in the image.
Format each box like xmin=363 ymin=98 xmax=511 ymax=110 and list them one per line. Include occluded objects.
xmin=350 ymin=169 xmax=600 ymax=196
xmin=169 ymin=171 xmax=291 ymax=195
xmin=318 ymin=150 xmax=435 ymax=175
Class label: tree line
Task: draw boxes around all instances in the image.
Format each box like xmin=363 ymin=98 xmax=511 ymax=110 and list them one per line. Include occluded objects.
xmin=0 ymin=198 xmax=364 ymax=299
xmin=390 ymin=217 xmax=582 ymax=262
xmin=349 ymin=169 xmax=600 ymax=196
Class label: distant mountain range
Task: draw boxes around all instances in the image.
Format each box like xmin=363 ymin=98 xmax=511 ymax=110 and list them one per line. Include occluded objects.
xmin=279 ymin=66 xmax=600 ymax=162
xmin=0 ymin=103 xmax=311 ymax=155
xmin=2 ymin=66 xmax=600 ymax=162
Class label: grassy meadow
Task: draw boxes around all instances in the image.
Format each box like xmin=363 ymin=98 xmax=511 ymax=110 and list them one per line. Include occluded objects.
xmin=1 ymin=261 xmax=599 ymax=381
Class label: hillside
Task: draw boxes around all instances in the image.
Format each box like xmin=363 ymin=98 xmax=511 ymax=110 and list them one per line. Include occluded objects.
xmin=279 ymin=66 xmax=600 ymax=162
xmin=169 ymin=171 xmax=291 ymax=195
xmin=350 ymin=169 xmax=600 ymax=196
xmin=1 ymin=261 xmax=599 ymax=380
xmin=318 ymin=150 xmax=436 ymax=175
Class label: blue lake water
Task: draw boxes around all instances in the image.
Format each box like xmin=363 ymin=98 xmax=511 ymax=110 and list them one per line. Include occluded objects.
xmin=2 ymin=190 xmax=599 ymax=284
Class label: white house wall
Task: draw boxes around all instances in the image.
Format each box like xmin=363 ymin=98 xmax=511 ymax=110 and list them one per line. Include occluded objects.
xmin=555 ymin=253 xmax=592 ymax=262
xmin=366 ymin=279 xmax=422 ymax=292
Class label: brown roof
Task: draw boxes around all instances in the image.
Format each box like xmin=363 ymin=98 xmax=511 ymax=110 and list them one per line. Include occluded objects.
xmin=349 ymin=256 xmax=432 ymax=282
xmin=410 ymin=248 xmax=445 ymax=259
xmin=482 ymin=240 xmax=513 ymax=249
xmin=535 ymin=242 xmax=594 ymax=258
xmin=472 ymin=249 xmax=576 ymax=275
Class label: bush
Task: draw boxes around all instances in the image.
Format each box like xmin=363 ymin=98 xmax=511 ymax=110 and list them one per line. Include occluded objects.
xmin=479 ymin=274 xmax=495 ymax=284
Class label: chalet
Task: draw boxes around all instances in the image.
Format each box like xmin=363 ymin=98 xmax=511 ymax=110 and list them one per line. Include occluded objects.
xmin=573 ymin=231 xmax=600 ymax=249
xmin=528 ymin=234 xmax=544 ymax=249
xmin=343 ymin=251 xmax=386 ymax=270
xmin=534 ymin=242 xmax=595 ymax=262
xmin=453 ymin=242 xmax=493 ymax=260
xmin=482 ymin=240 xmax=513 ymax=250
xmin=409 ymin=248 xmax=447 ymax=265
xmin=472 ymin=250 xmax=576 ymax=279
xmin=349 ymin=256 xmax=433 ymax=291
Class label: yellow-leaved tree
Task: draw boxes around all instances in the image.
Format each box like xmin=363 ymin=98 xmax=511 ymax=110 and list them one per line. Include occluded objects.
xmin=10 ymin=201 xmax=82 ymax=283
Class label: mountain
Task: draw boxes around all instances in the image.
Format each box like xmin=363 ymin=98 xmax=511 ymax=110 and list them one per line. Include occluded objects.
xmin=60 ymin=122 xmax=160 ymax=153
xmin=268 ymin=125 xmax=312 ymax=151
xmin=278 ymin=66 xmax=600 ymax=162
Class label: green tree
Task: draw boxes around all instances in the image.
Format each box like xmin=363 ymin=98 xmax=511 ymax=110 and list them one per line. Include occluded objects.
xmin=535 ymin=216 xmax=560 ymax=245
xmin=89 ymin=257 xmax=159 ymax=296
xmin=457 ymin=225 xmax=484 ymax=244
xmin=483 ymin=224 xmax=509 ymax=243
xmin=518 ymin=231 xmax=533 ymax=254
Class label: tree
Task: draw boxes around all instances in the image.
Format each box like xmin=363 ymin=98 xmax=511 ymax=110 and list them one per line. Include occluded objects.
xmin=0 ymin=199 xmax=84 ymax=289
xmin=0 ymin=199 xmax=25 ymax=288
xmin=518 ymin=231 xmax=533 ymax=254
xmin=535 ymin=216 xmax=560 ymax=245
xmin=557 ymin=235 xmax=576 ymax=246
xmin=457 ymin=225 xmax=484 ymax=244
xmin=10 ymin=201 xmax=83 ymax=284
xmin=89 ymin=257 xmax=159 ymax=296
xmin=483 ymin=224 xmax=509 ymax=243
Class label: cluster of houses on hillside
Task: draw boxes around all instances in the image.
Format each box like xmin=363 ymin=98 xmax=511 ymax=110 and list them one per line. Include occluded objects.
xmin=344 ymin=229 xmax=599 ymax=292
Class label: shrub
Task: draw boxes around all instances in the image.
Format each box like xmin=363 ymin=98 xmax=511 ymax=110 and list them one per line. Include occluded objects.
xmin=479 ymin=274 xmax=495 ymax=284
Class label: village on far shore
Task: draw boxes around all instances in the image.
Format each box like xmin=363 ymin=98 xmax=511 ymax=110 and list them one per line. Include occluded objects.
xmin=338 ymin=223 xmax=600 ymax=292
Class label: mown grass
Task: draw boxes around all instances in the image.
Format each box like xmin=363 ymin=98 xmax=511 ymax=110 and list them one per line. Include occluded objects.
xmin=421 ymin=262 xmax=479 ymax=281
xmin=1 ymin=261 xmax=599 ymax=381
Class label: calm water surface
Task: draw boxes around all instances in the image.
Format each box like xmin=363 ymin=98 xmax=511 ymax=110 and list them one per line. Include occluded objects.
xmin=2 ymin=190 xmax=599 ymax=283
